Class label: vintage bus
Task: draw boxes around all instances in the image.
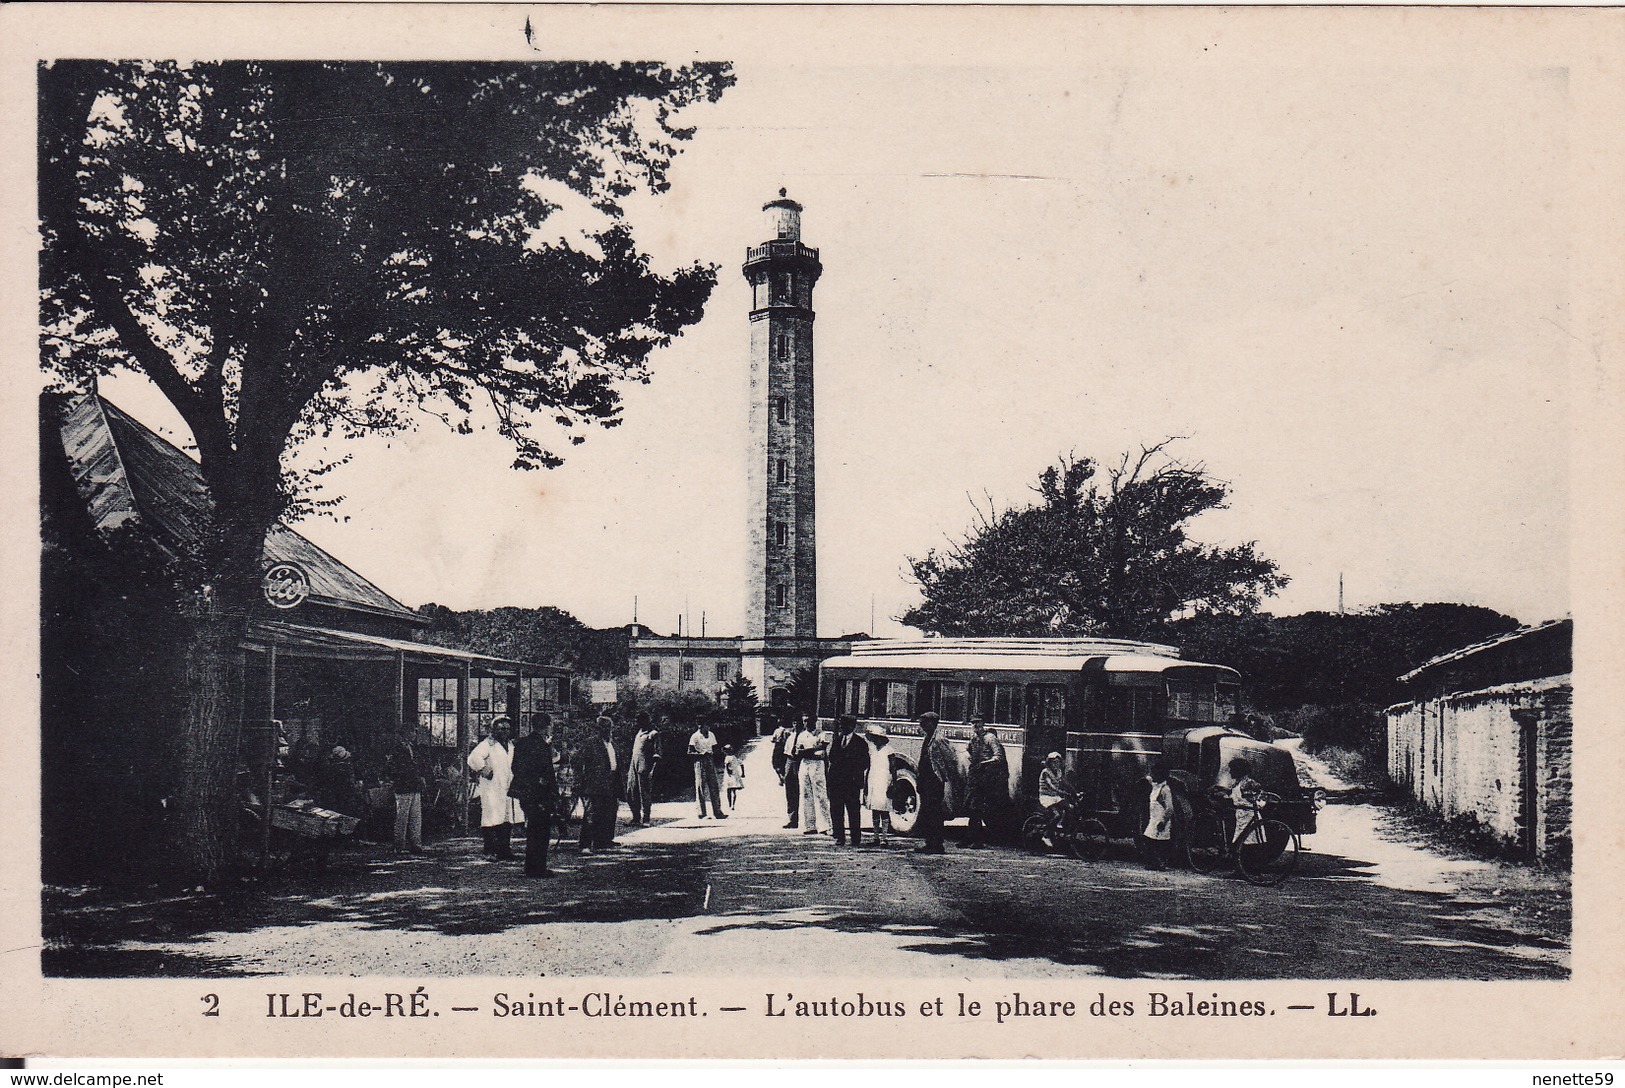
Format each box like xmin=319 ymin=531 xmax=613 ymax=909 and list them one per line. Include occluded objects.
xmin=816 ymin=637 xmax=1295 ymax=837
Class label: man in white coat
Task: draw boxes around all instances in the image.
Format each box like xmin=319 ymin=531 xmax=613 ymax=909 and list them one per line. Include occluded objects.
xmin=467 ymin=717 xmax=521 ymax=859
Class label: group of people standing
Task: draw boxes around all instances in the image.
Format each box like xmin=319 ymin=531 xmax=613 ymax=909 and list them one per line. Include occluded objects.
xmin=769 ymin=710 xmax=1010 ymax=853
xmin=461 ymin=712 xmax=645 ymax=878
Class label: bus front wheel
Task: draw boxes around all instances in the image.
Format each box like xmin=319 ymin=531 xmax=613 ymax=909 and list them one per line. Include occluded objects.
xmin=888 ymin=767 xmax=921 ymax=836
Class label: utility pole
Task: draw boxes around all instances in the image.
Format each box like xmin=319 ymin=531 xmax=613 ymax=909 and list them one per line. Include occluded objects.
xmin=1338 ymin=573 xmax=1345 ymax=615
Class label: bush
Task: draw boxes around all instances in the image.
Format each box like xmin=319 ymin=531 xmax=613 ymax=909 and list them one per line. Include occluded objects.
xmin=1311 ymin=744 xmax=1384 ymax=788
xmin=1276 ymin=702 xmax=1385 ymax=760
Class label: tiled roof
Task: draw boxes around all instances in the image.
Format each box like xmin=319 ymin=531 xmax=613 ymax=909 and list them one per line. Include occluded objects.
xmin=1398 ymin=617 xmax=1572 ymax=684
xmin=57 ymin=395 xmax=419 ymax=625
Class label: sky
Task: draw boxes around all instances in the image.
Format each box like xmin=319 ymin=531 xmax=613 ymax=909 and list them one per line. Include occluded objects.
xmin=100 ymin=48 xmax=1573 ymax=638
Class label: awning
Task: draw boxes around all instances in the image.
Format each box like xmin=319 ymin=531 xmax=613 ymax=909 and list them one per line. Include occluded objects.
xmin=243 ymin=619 xmax=567 ymax=677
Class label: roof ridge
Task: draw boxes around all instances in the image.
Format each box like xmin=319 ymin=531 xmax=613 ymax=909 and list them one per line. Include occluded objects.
xmin=90 ymin=395 xmax=418 ymax=624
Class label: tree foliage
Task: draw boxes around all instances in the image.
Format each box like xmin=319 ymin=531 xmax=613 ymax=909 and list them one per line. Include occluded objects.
xmin=419 ymin=604 xmax=630 ymax=678
xmin=37 ymin=60 xmax=732 ymax=879
xmin=722 ymin=674 xmax=759 ymax=719
xmin=1172 ymin=602 xmax=1522 ymax=716
xmin=784 ymin=666 xmax=819 ymax=713
xmin=903 ymin=441 xmax=1287 ymax=639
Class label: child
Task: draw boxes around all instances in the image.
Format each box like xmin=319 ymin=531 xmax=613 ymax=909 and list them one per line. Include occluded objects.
xmin=864 ymin=723 xmax=894 ymax=844
xmin=1227 ymin=756 xmax=1264 ymax=844
xmin=722 ymin=745 xmax=745 ymax=811
xmin=1142 ymin=759 xmax=1174 ymax=870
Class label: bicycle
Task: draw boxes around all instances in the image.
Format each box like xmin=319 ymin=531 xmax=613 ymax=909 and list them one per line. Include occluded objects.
xmin=1184 ymin=790 xmax=1300 ymax=886
xmin=1021 ymin=792 xmax=1109 ymax=861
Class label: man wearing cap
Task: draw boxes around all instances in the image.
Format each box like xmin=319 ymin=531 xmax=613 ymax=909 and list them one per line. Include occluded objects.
xmin=964 ymin=718 xmax=1008 ymax=848
xmin=913 ymin=712 xmax=948 ymax=854
xmin=509 ymin=713 xmax=559 ymax=876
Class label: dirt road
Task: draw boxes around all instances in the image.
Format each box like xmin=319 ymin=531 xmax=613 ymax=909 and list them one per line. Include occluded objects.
xmin=43 ymin=739 xmax=1568 ymax=979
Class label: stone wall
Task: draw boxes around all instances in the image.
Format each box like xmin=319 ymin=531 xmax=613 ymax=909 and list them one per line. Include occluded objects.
xmin=1386 ymin=674 xmax=1572 ymax=859
xmin=626 ymin=638 xmax=744 ymax=700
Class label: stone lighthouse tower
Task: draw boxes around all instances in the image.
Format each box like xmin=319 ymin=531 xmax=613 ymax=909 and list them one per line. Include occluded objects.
xmin=740 ymin=190 xmax=825 ymax=698
xmin=624 ymin=192 xmax=854 ymax=712
xmin=744 ymin=190 xmax=821 ymax=642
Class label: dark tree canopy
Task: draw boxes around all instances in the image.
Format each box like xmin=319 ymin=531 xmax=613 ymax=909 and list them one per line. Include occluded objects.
xmin=41 ymin=60 xmax=733 ymax=508
xmin=37 ymin=59 xmax=732 ymax=880
xmin=1171 ymin=602 xmax=1522 ymax=716
xmin=903 ymin=442 xmax=1288 ymax=639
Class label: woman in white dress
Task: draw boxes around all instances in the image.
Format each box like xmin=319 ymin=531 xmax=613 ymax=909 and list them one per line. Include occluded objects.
xmin=864 ymin=723 xmax=894 ymax=844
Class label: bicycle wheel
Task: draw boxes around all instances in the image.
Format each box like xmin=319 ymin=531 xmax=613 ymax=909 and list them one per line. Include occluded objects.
xmin=1237 ymin=819 xmax=1299 ymax=886
xmin=1065 ymin=817 xmax=1110 ymax=862
xmin=1021 ymin=813 xmax=1052 ymax=854
xmin=1185 ymin=811 xmax=1232 ymax=874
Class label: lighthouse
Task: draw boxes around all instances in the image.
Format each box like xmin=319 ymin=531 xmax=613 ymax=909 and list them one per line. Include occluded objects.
xmin=625 ymin=192 xmax=854 ymax=715
xmin=743 ymin=189 xmax=822 ymax=643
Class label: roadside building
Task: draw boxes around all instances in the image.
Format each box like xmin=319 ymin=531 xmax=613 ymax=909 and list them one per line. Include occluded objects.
xmin=1385 ymin=618 xmax=1572 ymax=861
xmin=41 ymin=393 xmax=568 ymax=877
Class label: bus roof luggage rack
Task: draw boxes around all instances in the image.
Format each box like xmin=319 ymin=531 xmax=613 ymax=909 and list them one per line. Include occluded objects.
xmin=847 ymin=637 xmax=1181 ymax=659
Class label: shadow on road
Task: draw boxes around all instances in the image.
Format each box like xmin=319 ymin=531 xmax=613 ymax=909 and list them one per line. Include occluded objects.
xmin=43 ymin=827 xmax=1567 ymax=980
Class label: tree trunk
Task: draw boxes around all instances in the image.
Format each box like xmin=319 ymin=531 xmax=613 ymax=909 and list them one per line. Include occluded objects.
xmin=171 ymin=605 xmax=248 ymax=882
xmin=167 ymin=511 xmax=271 ymax=883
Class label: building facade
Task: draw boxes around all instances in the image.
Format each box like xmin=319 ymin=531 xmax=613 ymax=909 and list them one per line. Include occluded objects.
xmin=1385 ymin=618 xmax=1572 ymax=862
xmin=627 ymin=193 xmax=857 ymax=713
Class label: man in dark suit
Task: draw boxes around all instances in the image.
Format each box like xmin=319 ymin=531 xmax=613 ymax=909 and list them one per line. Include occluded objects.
xmin=508 ymin=713 xmax=559 ymax=877
xmin=826 ymin=715 xmax=869 ymax=847
xmin=914 ymin=712 xmax=947 ymax=854
xmin=771 ymin=717 xmax=801 ymax=828
xmin=573 ymin=715 xmax=621 ymax=855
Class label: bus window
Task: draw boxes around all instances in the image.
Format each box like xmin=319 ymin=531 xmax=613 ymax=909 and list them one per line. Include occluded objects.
xmin=885 ymin=681 xmax=912 ymax=719
xmin=866 ymin=679 xmax=888 ymax=718
xmin=843 ymin=679 xmax=862 ymax=716
xmin=1027 ymin=685 xmax=1068 ymax=730
xmin=1167 ymin=680 xmax=1218 ymax=723
xmin=1105 ymin=687 xmax=1156 ymax=731
xmin=819 ymin=677 xmax=840 ymax=717
xmin=993 ymin=683 xmax=1022 ymax=725
xmin=970 ymin=683 xmax=993 ymax=721
xmin=917 ymin=680 xmax=965 ymax=722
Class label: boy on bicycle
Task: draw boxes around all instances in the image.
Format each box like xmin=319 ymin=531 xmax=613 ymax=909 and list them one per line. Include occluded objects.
xmin=1038 ymin=752 xmax=1073 ymax=813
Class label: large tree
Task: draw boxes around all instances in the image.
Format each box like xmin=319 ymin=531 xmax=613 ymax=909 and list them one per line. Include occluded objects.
xmin=902 ymin=441 xmax=1287 ymax=639
xmin=39 ymin=60 xmax=732 ymax=879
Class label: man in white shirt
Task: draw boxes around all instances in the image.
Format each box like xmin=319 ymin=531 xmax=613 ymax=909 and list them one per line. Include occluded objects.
xmin=466 ymin=717 xmax=520 ymax=859
xmin=688 ymin=722 xmax=727 ymax=819
xmin=795 ymin=717 xmax=832 ymax=835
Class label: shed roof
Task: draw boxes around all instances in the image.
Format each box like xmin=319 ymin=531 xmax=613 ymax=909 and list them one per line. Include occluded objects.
xmin=1398 ymin=617 xmax=1572 ymax=684
xmin=56 ymin=395 xmax=418 ymax=626
xmin=244 ymin=620 xmax=566 ymax=675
